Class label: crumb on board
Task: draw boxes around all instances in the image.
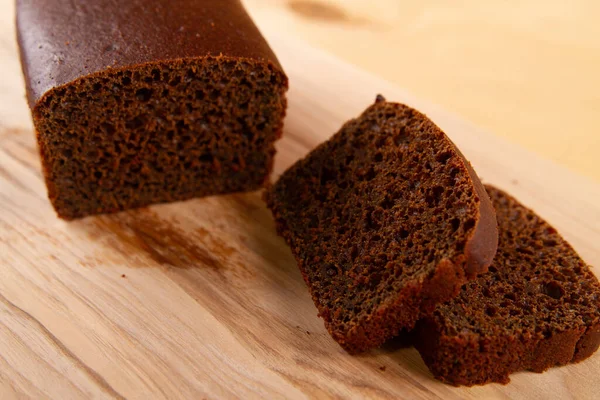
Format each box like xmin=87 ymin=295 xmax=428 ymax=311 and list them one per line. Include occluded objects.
xmin=379 ymin=366 xmax=386 ymax=371
xmin=306 ymin=331 xmax=310 ymax=335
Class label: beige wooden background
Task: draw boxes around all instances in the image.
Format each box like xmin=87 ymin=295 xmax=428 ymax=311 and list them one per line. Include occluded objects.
xmin=245 ymin=0 xmax=600 ymax=182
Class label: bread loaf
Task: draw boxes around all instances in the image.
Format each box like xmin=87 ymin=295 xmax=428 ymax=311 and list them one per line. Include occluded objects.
xmin=17 ymin=0 xmax=288 ymax=219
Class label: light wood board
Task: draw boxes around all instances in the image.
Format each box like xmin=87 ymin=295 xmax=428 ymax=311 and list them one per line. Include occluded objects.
xmin=1 ymin=3 xmax=599 ymax=400
xmin=245 ymin=0 xmax=600 ymax=182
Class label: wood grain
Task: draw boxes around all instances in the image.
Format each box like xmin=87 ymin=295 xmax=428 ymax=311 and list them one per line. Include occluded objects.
xmin=1 ymin=1 xmax=600 ymax=399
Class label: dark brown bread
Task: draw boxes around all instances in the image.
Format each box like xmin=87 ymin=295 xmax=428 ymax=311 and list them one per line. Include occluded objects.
xmin=414 ymin=185 xmax=600 ymax=386
xmin=17 ymin=0 xmax=288 ymax=219
xmin=265 ymin=97 xmax=498 ymax=352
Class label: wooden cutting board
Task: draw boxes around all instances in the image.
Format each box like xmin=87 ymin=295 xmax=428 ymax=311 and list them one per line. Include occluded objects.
xmin=1 ymin=6 xmax=599 ymax=400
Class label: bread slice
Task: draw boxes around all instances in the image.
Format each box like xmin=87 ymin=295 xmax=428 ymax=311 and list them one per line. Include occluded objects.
xmin=265 ymin=97 xmax=498 ymax=352
xmin=414 ymin=185 xmax=600 ymax=386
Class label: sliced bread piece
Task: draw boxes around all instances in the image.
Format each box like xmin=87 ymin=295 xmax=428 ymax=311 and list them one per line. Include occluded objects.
xmin=265 ymin=97 xmax=498 ymax=352
xmin=414 ymin=185 xmax=600 ymax=386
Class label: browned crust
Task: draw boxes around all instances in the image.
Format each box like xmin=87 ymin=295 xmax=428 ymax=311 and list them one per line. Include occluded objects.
xmin=17 ymin=0 xmax=284 ymax=108
xmin=455 ymin=152 xmax=498 ymax=277
xmin=573 ymin=323 xmax=600 ymax=362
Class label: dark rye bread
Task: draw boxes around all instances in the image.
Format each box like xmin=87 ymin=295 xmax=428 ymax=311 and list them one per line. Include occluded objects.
xmin=265 ymin=97 xmax=498 ymax=352
xmin=17 ymin=0 xmax=287 ymax=219
xmin=414 ymin=185 xmax=600 ymax=386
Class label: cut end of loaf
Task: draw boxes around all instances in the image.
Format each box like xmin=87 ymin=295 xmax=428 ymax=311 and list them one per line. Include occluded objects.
xmin=34 ymin=57 xmax=287 ymax=219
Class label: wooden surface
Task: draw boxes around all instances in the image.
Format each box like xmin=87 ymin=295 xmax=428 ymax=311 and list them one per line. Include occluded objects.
xmin=2 ymin=1 xmax=600 ymax=399
xmin=244 ymin=0 xmax=600 ymax=183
